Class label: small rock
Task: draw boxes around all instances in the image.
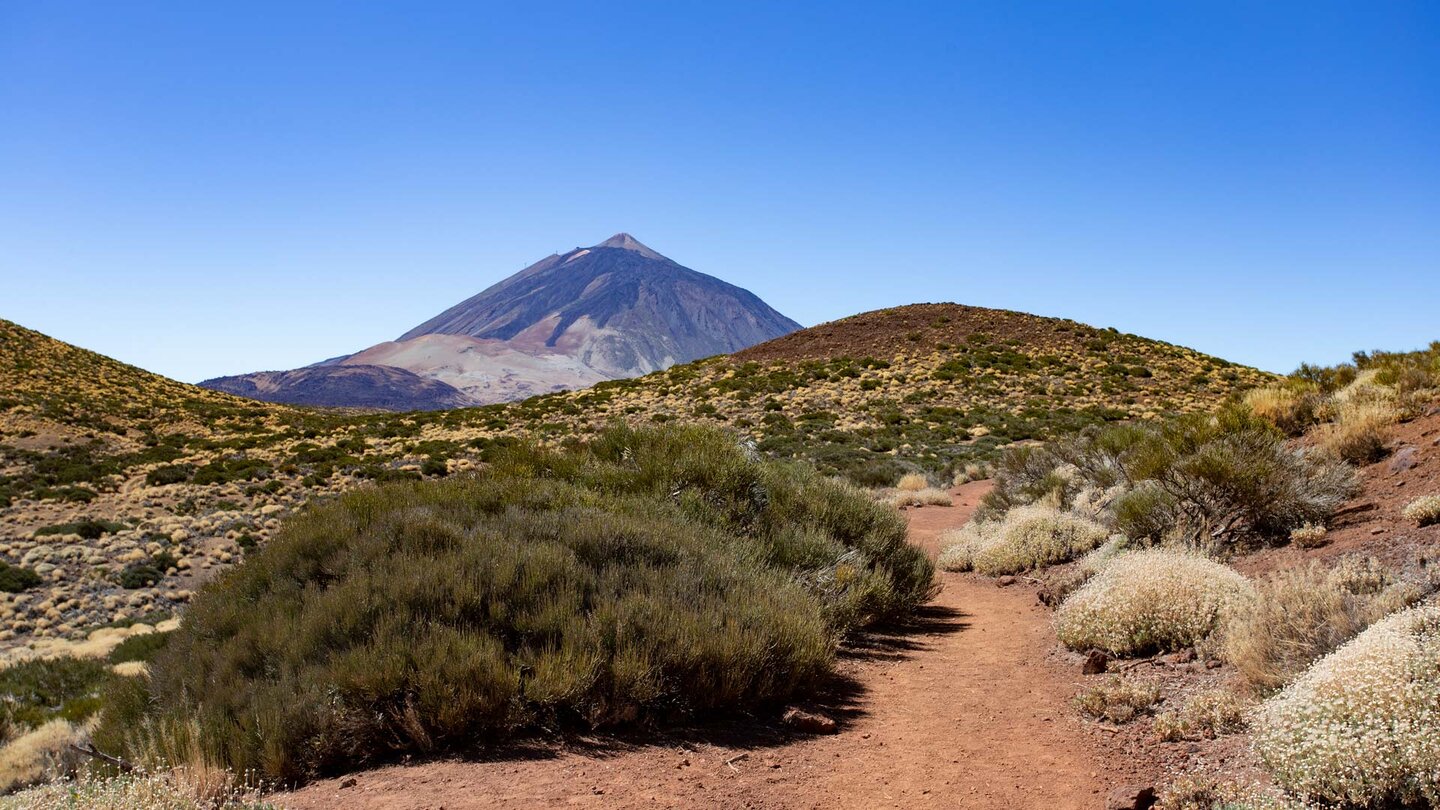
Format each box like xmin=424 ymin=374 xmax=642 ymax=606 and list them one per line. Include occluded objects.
xmin=996 ymin=575 xmax=1017 ymax=587
xmin=1166 ymin=648 xmax=1197 ymax=665
xmin=1389 ymin=447 xmax=1418 ymax=474
xmin=782 ymin=707 xmax=838 ymax=734
xmin=1205 ymin=659 xmax=1222 ymax=670
xmin=1106 ymin=784 xmax=1157 ymax=810
xmin=1082 ymin=650 xmax=1110 ymax=675
xmin=1371 ymin=528 xmax=1387 ymax=535
xmin=339 ymin=777 xmax=357 ymax=789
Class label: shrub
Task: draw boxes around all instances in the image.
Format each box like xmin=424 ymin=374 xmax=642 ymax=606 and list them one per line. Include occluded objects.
xmin=938 ymin=506 xmax=1109 ymax=576
xmin=1153 ymin=689 xmax=1248 ymax=741
xmin=34 ymin=519 xmax=125 ymax=540
xmin=982 ymin=407 xmax=1356 ymax=546
xmin=1313 ymin=400 xmax=1395 ymax=464
xmin=1402 ymin=494 xmax=1440 ymax=527
xmin=1056 ymin=550 xmax=1253 ymax=656
xmin=117 ymin=563 xmax=163 ymax=589
xmin=1243 ymin=385 xmax=1321 ymax=436
xmin=0 ymin=768 xmax=276 ymax=809
xmin=888 ymin=488 xmax=951 ymax=508
xmin=0 ymin=657 xmax=112 ymax=736
xmin=1287 ymin=523 xmax=1327 ymax=548
xmin=144 ymin=464 xmax=193 ymax=487
xmin=1222 ymin=559 xmax=1421 ymax=692
xmin=1073 ymin=676 xmax=1160 ymax=723
xmin=1251 ymin=604 xmax=1440 ymax=806
xmin=0 ymin=562 xmax=42 ymax=593
xmin=0 ymin=719 xmax=89 ymax=793
xmin=895 ymin=472 xmax=928 ymax=492
xmin=98 ymin=424 xmax=934 ymax=784
xmin=107 ymin=631 xmax=171 ymax=665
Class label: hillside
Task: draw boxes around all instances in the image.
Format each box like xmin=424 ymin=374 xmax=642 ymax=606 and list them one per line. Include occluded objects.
xmin=199 ymin=364 xmax=471 ymax=411
xmin=0 ymin=306 xmax=1266 ymax=659
xmin=202 ymin=233 xmax=803 ymax=408
xmin=474 ymin=303 xmax=1274 ymax=483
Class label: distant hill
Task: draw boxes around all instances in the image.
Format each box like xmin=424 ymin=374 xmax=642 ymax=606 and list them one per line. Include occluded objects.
xmin=476 ymin=303 xmax=1277 ymax=483
xmin=202 ymin=233 xmax=802 ymax=409
xmin=199 ymin=365 xmax=470 ymax=411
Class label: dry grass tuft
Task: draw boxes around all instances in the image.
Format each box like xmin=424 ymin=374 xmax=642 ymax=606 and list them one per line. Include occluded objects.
xmin=1153 ymin=689 xmax=1249 ymax=741
xmin=1222 ymin=558 xmax=1422 ymax=693
xmin=1313 ymin=398 xmax=1398 ymax=465
xmin=0 ymin=719 xmax=89 ymax=793
xmin=1251 ymin=604 xmax=1440 ymax=806
xmin=1243 ymin=385 xmax=1320 ymax=436
xmin=1073 ymin=676 xmax=1160 ymax=724
xmin=1402 ymin=494 xmax=1440 ymax=527
xmin=1287 ymin=523 xmax=1327 ymax=548
xmin=1055 ymin=550 xmax=1253 ymax=656
xmin=895 ymin=473 xmax=929 ymax=492
xmin=889 ymin=488 xmax=952 ymax=508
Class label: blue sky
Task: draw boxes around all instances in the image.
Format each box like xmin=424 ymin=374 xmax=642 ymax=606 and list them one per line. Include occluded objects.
xmin=2 ymin=1 xmax=1436 ymax=381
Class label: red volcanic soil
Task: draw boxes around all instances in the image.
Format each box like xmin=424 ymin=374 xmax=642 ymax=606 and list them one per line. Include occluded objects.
xmin=733 ymin=303 xmax=1108 ymax=363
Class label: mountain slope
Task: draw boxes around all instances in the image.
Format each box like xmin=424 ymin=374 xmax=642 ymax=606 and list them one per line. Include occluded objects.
xmin=202 ymin=234 xmax=802 ymax=408
xmin=198 ymin=365 xmax=470 ymax=411
xmin=399 ymin=232 xmax=802 ymax=376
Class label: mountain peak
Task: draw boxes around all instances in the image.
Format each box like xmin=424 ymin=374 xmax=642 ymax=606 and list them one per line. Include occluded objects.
xmin=593 ymin=232 xmax=668 ymax=261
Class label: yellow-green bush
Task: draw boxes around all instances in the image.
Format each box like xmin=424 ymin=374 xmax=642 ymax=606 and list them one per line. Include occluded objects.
xmin=937 ymin=505 xmax=1109 ymax=576
xmin=1402 ymin=494 xmax=1440 ymax=527
xmin=1223 ymin=559 xmax=1421 ymax=692
xmin=1243 ymin=385 xmax=1321 ymax=436
xmin=1056 ymin=550 xmax=1253 ymax=656
xmin=97 ymin=424 xmax=934 ymax=784
xmin=1073 ymin=676 xmax=1160 ymax=724
xmin=1153 ymin=689 xmax=1249 ymax=741
xmin=1251 ymin=604 xmax=1440 ymax=806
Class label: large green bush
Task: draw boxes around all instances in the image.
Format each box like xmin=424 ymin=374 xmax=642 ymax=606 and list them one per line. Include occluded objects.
xmin=99 ymin=424 xmax=932 ymax=783
xmin=980 ymin=406 xmax=1356 ymax=546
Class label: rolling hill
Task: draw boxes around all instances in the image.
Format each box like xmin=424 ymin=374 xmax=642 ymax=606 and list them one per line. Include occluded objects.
xmin=0 ymin=305 xmax=1268 ymax=656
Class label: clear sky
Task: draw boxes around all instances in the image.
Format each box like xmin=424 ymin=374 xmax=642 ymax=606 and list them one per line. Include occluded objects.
xmin=2 ymin=2 xmax=1436 ymax=381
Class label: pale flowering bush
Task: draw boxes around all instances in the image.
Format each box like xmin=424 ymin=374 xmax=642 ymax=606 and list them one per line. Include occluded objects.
xmin=0 ymin=768 xmax=276 ymax=809
xmin=1250 ymin=603 xmax=1440 ymax=806
xmin=1056 ymin=550 xmax=1254 ymax=656
xmin=1402 ymin=494 xmax=1440 ymax=527
xmin=936 ymin=505 xmax=1109 ymax=576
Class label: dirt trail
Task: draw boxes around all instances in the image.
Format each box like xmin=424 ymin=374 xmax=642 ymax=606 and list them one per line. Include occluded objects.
xmin=279 ymin=482 xmax=1127 ymax=810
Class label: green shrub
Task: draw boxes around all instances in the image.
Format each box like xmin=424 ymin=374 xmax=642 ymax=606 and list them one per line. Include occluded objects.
xmin=0 ymin=562 xmax=42 ymax=593
xmin=982 ymin=407 xmax=1356 ymax=546
xmin=0 ymin=657 xmax=112 ymax=736
xmin=34 ymin=518 xmax=125 ymax=540
xmin=117 ymin=563 xmax=163 ymax=589
xmin=99 ymin=424 xmax=933 ymax=784
xmin=144 ymin=464 xmax=193 ymax=487
xmin=107 ymin=631 xmax=171 ymax=665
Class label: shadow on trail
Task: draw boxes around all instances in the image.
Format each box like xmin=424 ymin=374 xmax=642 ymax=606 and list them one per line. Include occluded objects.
xmin=443 ymin=602 xmax=973 ymax=769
